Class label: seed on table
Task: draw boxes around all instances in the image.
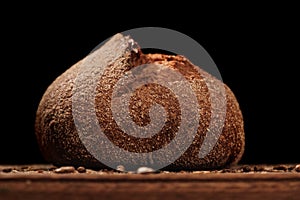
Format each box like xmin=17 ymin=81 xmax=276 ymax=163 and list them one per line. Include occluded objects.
xmin=242 ymin=165 xmax=252 ymax=172
xmin=54 ymin=166 xmax=76 ymax=173
xmin=116 ymin=165 xmax=125 ymax=172
xmin=295 ymin=164 xmax=300 ymax=172
xmin=273 ymin=165 xmax=288 ymax=171
xmin=77 ymin=166 xmax=86 ymax=173
xmin=137 ymin=167 xmax=155 ymax=174
xmin=2 ymin=168 xmax=12 ymax=173
xmin=255 ymin=166 xmax=265 ymax=172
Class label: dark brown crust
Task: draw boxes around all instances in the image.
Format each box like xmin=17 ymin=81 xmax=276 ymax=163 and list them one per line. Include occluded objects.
xmin=35 ymin=33 xmax=245 ymax=170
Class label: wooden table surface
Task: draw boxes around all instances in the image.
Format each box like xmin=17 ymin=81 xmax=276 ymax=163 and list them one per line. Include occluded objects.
xmin=1 ymin=164 xmax=300 ymax=200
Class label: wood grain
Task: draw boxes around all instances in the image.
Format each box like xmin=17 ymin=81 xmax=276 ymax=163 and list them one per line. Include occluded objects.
xmin=1 ymin=164 xmax=300 ymax=200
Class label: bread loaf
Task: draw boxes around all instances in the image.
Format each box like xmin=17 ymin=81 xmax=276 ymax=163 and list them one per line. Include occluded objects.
xmin=35 ymin=33 xmax=245 ymax=171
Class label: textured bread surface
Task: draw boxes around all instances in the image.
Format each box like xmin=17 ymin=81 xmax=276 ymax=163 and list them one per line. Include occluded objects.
xmin=35 ymin=33 xmax=245 ymax=171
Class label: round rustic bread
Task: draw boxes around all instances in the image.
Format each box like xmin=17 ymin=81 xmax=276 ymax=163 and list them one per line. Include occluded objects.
xmin=35 ymin=33 xmax=245 ymax=171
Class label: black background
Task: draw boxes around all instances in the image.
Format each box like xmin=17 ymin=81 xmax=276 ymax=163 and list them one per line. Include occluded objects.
xmin=1 ymin=4 xmax=299 ymax=165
